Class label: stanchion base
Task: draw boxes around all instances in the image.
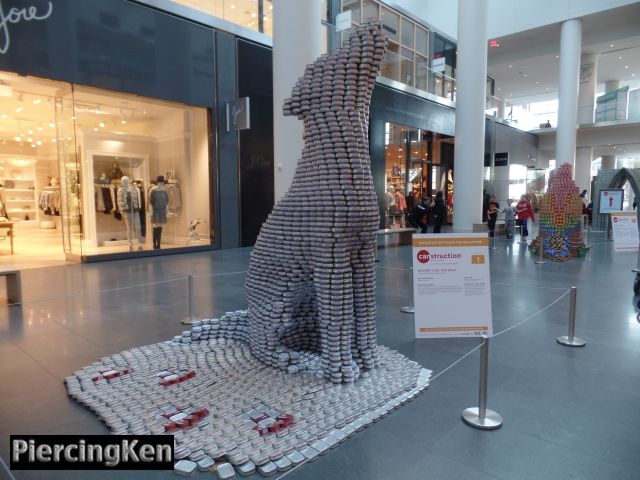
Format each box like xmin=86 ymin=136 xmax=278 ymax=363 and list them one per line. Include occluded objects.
xmin=461 ymin=407 xmax=503 ymax=430
xmin=584 ymin=244 xmax=591 ymax=250
xmin=400 ymin=306 xmax=415 ymax=314
xmin=518 ymin=239 xmax=528 ymax=245
xmin=535 ymin=260 xmax=547 ymax=265
xmin=556 ymin=336 xmax=586 ymax=347
xmin=490 ymin=246 xmax=499 ymax=251
xmin=180 ymin=317 xmax=201 ymax=326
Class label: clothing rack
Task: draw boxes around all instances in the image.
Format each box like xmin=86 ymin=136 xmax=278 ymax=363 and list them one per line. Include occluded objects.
xmin=39 ymin=186 xmax=61 ymax=216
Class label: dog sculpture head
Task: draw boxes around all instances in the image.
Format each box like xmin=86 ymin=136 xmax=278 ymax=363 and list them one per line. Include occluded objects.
xmin=283 ymin=20 xmax=387 ymax=119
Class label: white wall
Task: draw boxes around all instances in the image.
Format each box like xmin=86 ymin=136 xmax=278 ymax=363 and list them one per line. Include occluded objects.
xmin=389 ymin=0 xmax=638 ymax=40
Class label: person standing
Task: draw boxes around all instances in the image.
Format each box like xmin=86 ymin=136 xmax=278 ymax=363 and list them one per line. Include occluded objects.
xmin=407 ymin=196 xmax=430 ymax=233
xmin=482 ymin=189 xmax=490 ymax=222
xmin=503 ymin=199 xmax=516 ymax=239
xmin=431 ymin=191 xmax=446 ymax=233
xmin=516 ymin=194 xmax=535 ymax=238
xmin=487 ymin=197 xmax=501 ymax=238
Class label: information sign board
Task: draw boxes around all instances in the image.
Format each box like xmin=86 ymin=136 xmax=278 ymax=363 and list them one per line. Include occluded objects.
xmin=412 ymin=234 xmax=493 ymax=338
xmin=599 ymin=189 xmax=624 ymax=214
xmin=611 ymin=212 xmax=638 ymax=252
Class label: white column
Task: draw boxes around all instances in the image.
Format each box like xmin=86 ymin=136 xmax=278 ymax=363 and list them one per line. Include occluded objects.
xmin=272 ymin=0 xmax=321 ymax=201
xmin=577 ymin=53 xmax=597 ymax=124
xmin=493 ymin=165 xmax=510 ymax=207
xmin=452 ymin=0 xmax=488 ymax=232
xmin=555 ymin=19 xmax=582 ymax=167
xmin=604 ymin=80 xmax=620 ymax=93
xmin=574 ymin=146 xmax=593 ymax=196
xmin=601 ymin=155 xmax=616 ymax=169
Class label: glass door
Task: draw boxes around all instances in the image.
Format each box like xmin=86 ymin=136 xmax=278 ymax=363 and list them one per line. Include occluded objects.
xmin=55 ymin=85 xmax=83 ymax=260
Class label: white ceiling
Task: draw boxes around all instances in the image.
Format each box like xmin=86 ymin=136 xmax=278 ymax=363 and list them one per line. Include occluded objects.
xmin=487 ymin=3 xmax=640 ymax=104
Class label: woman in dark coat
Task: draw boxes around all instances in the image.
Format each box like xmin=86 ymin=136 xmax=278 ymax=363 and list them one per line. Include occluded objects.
xmin=431 ymin=191 xmax=446 ymax=233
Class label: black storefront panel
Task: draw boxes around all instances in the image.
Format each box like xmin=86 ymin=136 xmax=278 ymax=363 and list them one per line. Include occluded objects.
xmin=0 ymin=0 xmax=214 ymax=107
xmin=237 ymin=39 xmax=274 ymax=247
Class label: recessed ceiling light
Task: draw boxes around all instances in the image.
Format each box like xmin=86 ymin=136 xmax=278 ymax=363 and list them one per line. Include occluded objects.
xmin=14 ymin=136 xmax=21 ymax=142
xmin=37 ymin=126 xmax=42 ymax=131
xmin=609 ymin=43 xmax=614 ymax=47
xmin=15 ymin=106 xmax=23 ymax=113
xmin=231 ymin=4 xmax=235 ymax=9
xmin=535 ymin=81 xmax=539 ymax=84
xmin=52 ymin=139 xmax=56 ymax=143
xmin=36 ymin=140 xmax=42 ymax=146
xmin=32 ymin=98 xmax=42 ymax=105
xmin=49 ymin=122 xmax=55 ymax=128
xmin=618 ymin=56 xmax=622 ymax=59
xmin=508 ymin=64 xmax=512 ymax=68
xmin=92 ymin=128 xmax=98 ymax=132
xmin=99 ymin=122 xmax=105 ymax=128
xmin=625 ymin=65 xmax=629 ymax=69
xmin=28 ymin=130 xmax=33 ymax=134
xmin=0 ymin=114 xmax=6 ymax=119
xmin=27 ymin=137 xmax=32 ymax=142
xmin=121 ymin=120 xmax=127 ymax=124
xmin=555 ymin=55 xmax=559 ymax=59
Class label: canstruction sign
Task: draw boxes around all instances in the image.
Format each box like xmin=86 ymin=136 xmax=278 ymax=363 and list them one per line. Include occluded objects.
xmin=610 ymin=211 xmax=639 ymax=252
xmin=412 ymin=234 xmax=493 ymax=338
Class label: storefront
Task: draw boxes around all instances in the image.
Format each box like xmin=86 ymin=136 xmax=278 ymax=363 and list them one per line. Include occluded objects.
xmin=0 ymin=0 xmax=219 ymax=263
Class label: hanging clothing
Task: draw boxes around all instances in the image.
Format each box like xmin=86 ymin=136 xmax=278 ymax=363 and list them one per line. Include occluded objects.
xmin=134 ymin=180 xmax=146 ymax=238
xmin=38 ymin=190 xmax=61 ymax=216
xmin=394 ymin=190 xmax=407 ymax=210
xmin=117 ymin=185 xmax=140 ymax=213
xmin=165 ymin=183 xmax=182 ymax=217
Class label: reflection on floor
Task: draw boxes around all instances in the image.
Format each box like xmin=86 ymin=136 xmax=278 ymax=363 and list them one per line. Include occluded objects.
xmin=0 ymin=224 xmax=68 ymax=269
xmin=1 ymin=232 xmax=639 ymax=480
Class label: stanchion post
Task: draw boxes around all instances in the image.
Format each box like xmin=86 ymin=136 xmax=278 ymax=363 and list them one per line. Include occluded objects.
xmin=401 ymin=267 xmax=415 ymax=314
xmin=462 ymin=335 xmax=503 ymax=430
xmin=490 ymin=232 xmax=498 ymax=250
xmin=535 ymin=239 xmax=546 ymax=264
xmin=556 ymin=286 xmax=586 ymax=347
xmin=584 ymin=225 xmax=591 ymax=250
xmin=180 ymin=274 xmax=200 ymax=325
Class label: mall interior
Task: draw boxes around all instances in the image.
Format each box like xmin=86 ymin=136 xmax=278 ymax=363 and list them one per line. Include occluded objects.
xmin=0 ymin=1 xmax=639 ymax=479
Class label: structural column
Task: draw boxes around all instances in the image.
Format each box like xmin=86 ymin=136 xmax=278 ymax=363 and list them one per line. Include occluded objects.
xmin=574 ymin=147 xmax=593 ymax=196
xmin=601 ymin=155 xmax=616 ymax=169
xmin=577 ymin=53 xmax=597 ymax=124
xmin=453 ymin=0 xmax=489 ymax=232
xmin=272 ymin=0 xmax=321 ymax=201
xmin=555 ymin=19 xmax=582 ymax=167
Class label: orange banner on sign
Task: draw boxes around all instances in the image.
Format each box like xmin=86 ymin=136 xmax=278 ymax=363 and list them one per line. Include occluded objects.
xmin=413 ymin=237 xmax=489 ymax=247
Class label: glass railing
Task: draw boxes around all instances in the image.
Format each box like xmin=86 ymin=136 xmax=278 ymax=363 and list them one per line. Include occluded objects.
xmin=486 ymin=95 xmax=558 ymax=131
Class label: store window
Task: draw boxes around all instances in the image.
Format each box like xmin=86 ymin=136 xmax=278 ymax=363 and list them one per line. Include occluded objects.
xmin=434 ymin=34 xmax=456 ymax=101
xmin=171 ymin=0 xmax=272 ymax=35
xmin=384 ymin=123 xmax=430 ymax=230
xmin=0 ymin=70 xmax=212 ymax=264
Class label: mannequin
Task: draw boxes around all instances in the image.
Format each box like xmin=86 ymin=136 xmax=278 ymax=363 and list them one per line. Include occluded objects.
xmin=117 ymin=176 xmax=144 ymax=251
xmin=149 ymin=175 xmax=169 ymax=249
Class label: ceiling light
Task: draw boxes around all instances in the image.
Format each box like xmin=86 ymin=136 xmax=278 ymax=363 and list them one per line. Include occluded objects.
xmin=37 ymin=126 xmax=42 ymax=131
xmin=28 ymin=130 xmax=33 ymax=134
xmin=618 ymin=56 xmax=622 ymax=59
xmin=251 ymin=12 xmax=257 ymax=18
xmin=36 ymin=140 xmax=42 ymax=146
xmin=32 ymin=98 xmax=42 ymax=105
xmin=269 ymin=4 xmax=272 ymax=10
xmin=231 ymin=4 xmax=235 ymax=9
xmin=609 ymin=44 xmax=614 ymax=47
xmin=555 ymin=55 xmax=559 ymax=59
xmin=92 ymin=127 xmax=98 ymax=132
xmin=508 ymin=64 xmax=512 ymax=68
xmin=0 ymin=114 xmax=6 ymax=119
xmin=14 ymin=136 xmax=21 ymax=142
xmin=121 ymin=120 xmax=126 ymax=124
xmin=52 ymin=139 xmax=56 ymax=143
xmin=49 ymin=122 xmax=54 ymax=128
xmin=99 ymin=122 xmax=105 ymax=128
xmin=27 ymin=137 xmax=32 ymax=142
xmin=625 ymin=65 xmax=629 ymax=69
xmin=30 ymin=144 xmax=36 ymax=148
xmin=15 ymin=106 xmax=23 ymax=113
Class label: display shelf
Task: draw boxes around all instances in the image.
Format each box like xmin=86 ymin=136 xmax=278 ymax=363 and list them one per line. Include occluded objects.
xmin=3 ymin=188 xmax=35 ymax=192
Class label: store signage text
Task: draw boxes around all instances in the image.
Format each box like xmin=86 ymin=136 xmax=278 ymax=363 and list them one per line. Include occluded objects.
xmin=0 ymin=0 xmax=53 ymax=54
